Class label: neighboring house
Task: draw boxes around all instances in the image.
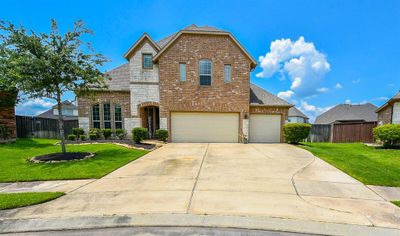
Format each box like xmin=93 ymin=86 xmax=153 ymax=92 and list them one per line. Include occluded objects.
xmin=0 ymin=90 xmax=17 ymax=141
xmin=288 ymin=107 xmax=309 ymax=123
xmin=376 ymin=91 xmax=400 ymax=125
xmin=314 ymin=103 xmax=378 ymax=124
xmin=77 ymin=24 xmax=292 ymax=143
xmin=37 ymin=100 xmax=78 ymax=121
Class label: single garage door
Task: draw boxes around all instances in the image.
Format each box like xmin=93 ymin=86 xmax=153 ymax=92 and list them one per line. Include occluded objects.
xmin=171 ymin=112 xmax=239 ymax=142
xmin=249 ymin=114 xmax=281 ymax=143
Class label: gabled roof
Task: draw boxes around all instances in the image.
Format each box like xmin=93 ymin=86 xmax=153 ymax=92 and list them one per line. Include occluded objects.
xmin=123 ymin=33 xmax=160 ymax=59
xmin=376 ymin=91 xmax=400 ymax=112
xmin=315 ymin=103 xmax=378 ymax=124
xmin=250 ymin=84 xmax=292 ymax=107
xmin=51 ymin=100 xmax=76 ymax=109
xmin=37 ymin=100 xmax=78 ymax=120
xmin=152 ymin=24 xmax=257 ymax=68
xmin=289 ymin=107 xmax=309 ymax=119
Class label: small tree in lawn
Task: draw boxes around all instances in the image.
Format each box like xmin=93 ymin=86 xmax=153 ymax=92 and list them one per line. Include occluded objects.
xmin=0 ymin=19 xmax=108 ymax=153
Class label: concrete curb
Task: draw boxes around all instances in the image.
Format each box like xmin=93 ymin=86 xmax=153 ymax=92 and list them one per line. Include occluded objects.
xmin=1 ymin=213 xmax=399 ymax=235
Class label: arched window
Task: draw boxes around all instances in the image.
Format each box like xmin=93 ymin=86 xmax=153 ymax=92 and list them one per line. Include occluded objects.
xmin=199 ymin=59 xmax=212 ymax=86
xmin=92 ymin=104 xmax=100 ymax=129
xmin=115 ymin=104 xmax=122 ymax=129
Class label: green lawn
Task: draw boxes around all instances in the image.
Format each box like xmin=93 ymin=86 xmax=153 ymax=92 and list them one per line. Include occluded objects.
xmin=0 ymin=192 xmax=64 ymax=210
xmin=301 ymin=143 xmax=400 ymax=187
xmin=392 ymin=201 xmax=400 ymax=208
xmin=0 ymin=139 xmax=148 ymax=182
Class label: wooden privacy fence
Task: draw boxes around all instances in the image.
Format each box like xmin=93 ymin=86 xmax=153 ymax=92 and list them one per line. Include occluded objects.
xmin=332 ymin=122 xmax=377 ymax=143
xmin=307 ymin=122 xmax=377 ymax=143
xmin=306 ymin=124 xmax=331 ymax=142
xmin=16 ymin=116 xmax=78 ymax=139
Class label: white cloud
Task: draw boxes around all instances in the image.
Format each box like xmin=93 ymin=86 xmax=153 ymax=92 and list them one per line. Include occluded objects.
xmin=257 ymin=37 xmax=330 ymax=98
xmin=16 ymin=98 xmax=55 ymax=116
xmin=335 ymin=83 xmax=343 ymax=89
xmin=299 ymin=101 xmax=333 ymax=122
xmin=352 ymin=79 xmax=361 ymax=84
xmin=317 ymin=87 xmax=329 ymax=93
xmin=345 ymin=99 xmax=351 ymax=104
xmin=372 ymin=96 xmax=388 ymax=101
xmin=277 ymin=90 xmax=294 ymax=100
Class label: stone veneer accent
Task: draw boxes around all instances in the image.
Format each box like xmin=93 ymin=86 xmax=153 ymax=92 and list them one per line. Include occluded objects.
xmin=77 ymin=91 xmax=131 ymax=134
xmin=157 ymin=34 xmax=252 ymax=140
xmin=249 ymin=106 xmax=290 ymax=142
xmin=377 ymin=105 xmax=392 ymax=125
xmin=129 ymin=40 xmax=160 ymax=117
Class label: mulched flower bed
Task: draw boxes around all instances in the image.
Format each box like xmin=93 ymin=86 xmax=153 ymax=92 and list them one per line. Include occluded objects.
xmin=29 ymin=152 xmax=95 ymax=163
xmin=65 ymin=139 xmax=160 ymax=150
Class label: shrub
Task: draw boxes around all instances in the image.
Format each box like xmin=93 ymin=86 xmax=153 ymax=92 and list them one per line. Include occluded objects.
xmin=89 ymin=128 xmax=102 ymax=139
xmin=72 ymin=128 xmax=84 ymax=136
xmin=89 ymin=133 xmax=97 ymax=140
xmin=67 ymin=134 xmax=76 ymax=141
xmin=132 ymin=127 xmax=148 ymax=143
xmin=115 ymin=129 xmax=125 ymax=140
xmin=156 ymin=129 xmax=169 ymax=142
xmin=283 ymin=123 xmax=311 ymax=144
xmin=79 ymin=135 xmax=86 ymax=141
xmin=102 ymin=129 xmax=112 ymax=139
xmin=373 ymin=124 xmax=400 ymax=148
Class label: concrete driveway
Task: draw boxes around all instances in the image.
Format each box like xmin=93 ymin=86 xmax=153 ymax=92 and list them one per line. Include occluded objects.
xmin=2 ymin=143 xmax=400 ymax=229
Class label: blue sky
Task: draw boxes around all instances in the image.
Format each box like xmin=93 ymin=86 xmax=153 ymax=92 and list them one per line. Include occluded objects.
xmin=2 ymin=0 xmax=400 ymax=121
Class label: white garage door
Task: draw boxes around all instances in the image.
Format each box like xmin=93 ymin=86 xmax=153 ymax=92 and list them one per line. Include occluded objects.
xmin=393 ymin=102 xmax=400 ymax=124
xmin=171 ymin=112 xmax=239 ymax=143
xmin=249 ymin=114 xmax=281 ymax=143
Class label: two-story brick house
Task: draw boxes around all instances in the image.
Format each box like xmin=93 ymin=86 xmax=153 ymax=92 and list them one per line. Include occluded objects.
xmin=77 ymin=25 xmax=292 ymax=143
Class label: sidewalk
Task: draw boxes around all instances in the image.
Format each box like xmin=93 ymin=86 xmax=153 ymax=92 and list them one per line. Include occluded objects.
xmin=0 ymin=179 xmax=95 ymax=194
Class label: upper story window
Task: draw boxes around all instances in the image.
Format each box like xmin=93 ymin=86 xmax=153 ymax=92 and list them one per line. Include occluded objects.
xmin=142 ymin=54 xmax=153 ymax=69
xmin=92 ymin=104 xmax=100 ymax=129
xmin=224 ymin=64 xmax=231 ymax=83
xmin=179 ymin=63 xmax=186 ymax=81
xmin=199 ymin=59 xmax=212 ymax=86
xmin=103 ymin=103 xmax=111 ymax=129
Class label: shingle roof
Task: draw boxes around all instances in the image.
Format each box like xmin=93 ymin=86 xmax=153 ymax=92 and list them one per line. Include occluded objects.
xmin=104 ymin=63 xmax=130 ymax=91
xmin=376 ymin=91 xmax=400 ymax=112
xmin=314 ymin=103 xmax=378 ymax=124
xmin=156 ymin=25 xmax=227 ymax=49
xmin=250 ymin=84 xmax=292 ymax=107
xmin=37 ymin=101 xmax=78 ymax=120
xmin=289 ymin=107 xmax=309 ymax=119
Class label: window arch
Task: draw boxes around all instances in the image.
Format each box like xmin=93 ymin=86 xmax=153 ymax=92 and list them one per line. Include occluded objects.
xmin=199 ymin=59 xmax=212 ymax=86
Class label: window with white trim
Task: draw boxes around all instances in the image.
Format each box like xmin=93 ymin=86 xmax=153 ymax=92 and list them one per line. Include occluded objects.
xmin=199 ymin=59 xmax=212 ymax=86
xmin=179 ymin=63 xmax=186 ymax=81
xmin=224 ymin=64 xmax=231 ymax=83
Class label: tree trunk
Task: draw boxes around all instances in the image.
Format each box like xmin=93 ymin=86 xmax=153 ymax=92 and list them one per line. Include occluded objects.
xmin=56 ymin=93 xmax=66 ymax=154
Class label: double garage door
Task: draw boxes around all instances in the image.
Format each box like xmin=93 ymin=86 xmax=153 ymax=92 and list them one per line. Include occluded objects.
xmin=171 ymin=112 xmax=281 ymax=143
xmin=171 ymin=112 xmax=239 ymax=142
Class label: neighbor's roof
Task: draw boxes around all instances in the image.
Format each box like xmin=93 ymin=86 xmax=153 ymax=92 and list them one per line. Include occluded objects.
xmin=376 ymin=91 xmax=400 ymax=112
xmin=37 ymin=100 xmax=77 ymax=120
xmin=288 ymin=107 xmax=309 ymax=119
xmin=123 ymin=24 xmax=257 ymax=68
xmin=250 ymin=84 xmax=293 ymax=107
xmin=104 ymin=63 xmax=130 ymax=91
xmin=314 ymin=103 xmax=378 ymax=124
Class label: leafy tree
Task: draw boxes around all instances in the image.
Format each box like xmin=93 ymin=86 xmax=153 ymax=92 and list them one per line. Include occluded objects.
xmin=0 ymin=19 xmax=108 ymax=153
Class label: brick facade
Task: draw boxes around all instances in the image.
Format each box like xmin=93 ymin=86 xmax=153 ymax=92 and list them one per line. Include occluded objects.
xmin=158 ymin=34 xmax=252 ymax=139
xmin=77 ymin=91 xmax=130 ymax=133
xmin=250 ymin=106 xmax=290 ymax=142
xmin=377 ymin=105 xmax=392 ymax=125
xmin=0 ymin=107 xmax=16 ymax=140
